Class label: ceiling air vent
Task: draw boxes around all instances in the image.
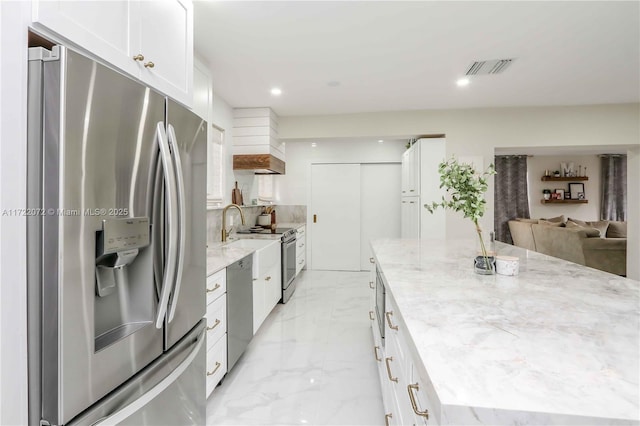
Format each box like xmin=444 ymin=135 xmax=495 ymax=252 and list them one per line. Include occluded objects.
xmin=465 ymin=58 xmax=515 ymax=76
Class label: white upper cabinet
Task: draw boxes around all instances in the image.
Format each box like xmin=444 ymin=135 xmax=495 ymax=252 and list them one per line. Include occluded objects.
xmin=32 ymin=0 xmax=193 ymax=107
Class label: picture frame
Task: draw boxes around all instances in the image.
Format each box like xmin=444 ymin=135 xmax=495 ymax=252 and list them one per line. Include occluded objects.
xmin=555 ymin=189 xmax=565 ymax=199
xmin=569 ymin=183 xmax=585 ymax=200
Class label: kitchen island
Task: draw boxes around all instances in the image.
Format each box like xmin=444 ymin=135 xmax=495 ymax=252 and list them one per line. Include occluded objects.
xmin=371 ymin=238 xmax=639 ymax=425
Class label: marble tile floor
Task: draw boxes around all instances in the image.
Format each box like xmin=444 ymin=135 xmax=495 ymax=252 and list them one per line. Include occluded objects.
xmin=206 ymin=270 xmax=385 ymax=425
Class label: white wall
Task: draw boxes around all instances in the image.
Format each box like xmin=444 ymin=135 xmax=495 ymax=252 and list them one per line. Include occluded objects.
xmin=279 ymin=104 xmax=640 ymax=279
xmin=527 ymin=155 xmax=600 ymax=220
xmin=0 ymin=2 xmax=30 ymax=424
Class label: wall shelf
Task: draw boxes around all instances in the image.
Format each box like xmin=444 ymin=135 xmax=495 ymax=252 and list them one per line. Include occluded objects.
xmin=541 ymin=176 xmax=589 ymax=181
xmin=540 ymin=199 xmax=589 ymax=204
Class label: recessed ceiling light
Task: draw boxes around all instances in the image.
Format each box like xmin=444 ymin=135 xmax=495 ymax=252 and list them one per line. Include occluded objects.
xmin=456 ymin=78 xmax=470 ymax=87
xmin=311 ymin=142 xmax=317 ymax=148
xmin=270 ymin=87 xmax=282 ymax=96
xmin=378 ymin=140 xmax=384 ymax=143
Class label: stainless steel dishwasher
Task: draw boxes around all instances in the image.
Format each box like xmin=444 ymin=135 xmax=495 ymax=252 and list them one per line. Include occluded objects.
xmin=226 ymin=254 xmax=253 ymax=371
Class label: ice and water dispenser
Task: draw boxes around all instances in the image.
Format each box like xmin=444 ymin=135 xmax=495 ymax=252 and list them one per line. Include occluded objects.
xmin=94 ymin=217 xmax=154 ymax=352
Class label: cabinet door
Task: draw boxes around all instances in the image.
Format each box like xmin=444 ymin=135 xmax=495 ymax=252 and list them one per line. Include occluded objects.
xmin=401 ymin=150 xmax=410 ymax=195
xmin=265 ymin=263 xmax=282 ymax=312
xmin=410 ymin=144 xmax=421 ymax=194
xmin=138 ymin=0 xmax=193 ymax=106
xmin=32 ymin=0 xmax=141 ymax=78
xmin=401 ymin=198 xmax=420 ymax=239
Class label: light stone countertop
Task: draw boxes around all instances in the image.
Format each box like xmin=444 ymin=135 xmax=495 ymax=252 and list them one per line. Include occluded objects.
xmin=371 ymin=238 xmax=639 ymax=425
xmin=206 ymin=222 xmax=306 ymax=275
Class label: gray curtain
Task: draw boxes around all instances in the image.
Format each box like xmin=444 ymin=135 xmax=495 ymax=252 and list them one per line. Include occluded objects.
xmin=494 ymin=155 xmax=530 ymax=244
xmin=600 ymin=155 xmax=627 ymax=221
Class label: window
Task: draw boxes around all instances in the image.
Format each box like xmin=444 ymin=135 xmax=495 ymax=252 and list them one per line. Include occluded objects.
xmin=258 ymin=175 xmax=274 ymax=203
xmin=207 ymin=125 xmax=224 ymax=207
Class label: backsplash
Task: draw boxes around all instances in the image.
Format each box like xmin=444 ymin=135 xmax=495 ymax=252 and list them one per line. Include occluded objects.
xmin=206 ymin=204 xmax=307 ymax=247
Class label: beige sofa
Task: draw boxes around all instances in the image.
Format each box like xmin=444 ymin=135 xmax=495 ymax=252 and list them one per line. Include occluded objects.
xmin=508 ymin=219 xmax=627 ymax=276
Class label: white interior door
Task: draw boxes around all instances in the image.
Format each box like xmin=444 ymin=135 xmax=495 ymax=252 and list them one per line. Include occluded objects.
xmin=361 ymin=164 xmax=401 ymax=270
xmin=311 ymin=164 xmax=361 ymax=271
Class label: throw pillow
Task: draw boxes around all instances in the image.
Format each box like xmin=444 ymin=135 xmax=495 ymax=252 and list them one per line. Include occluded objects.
xmin=516 ymin=218 xmax=538 ymax=223
xmin=586 ymin=220 xmax=610 ymax=237
xmin=567 ymin=217 xmax=588 ymax=227
xmin=606 ymin=221 xmax=627 ymax=238
xmin=538 ymin=219 xmax=565 ymax=227
xmin=566 ymin=220 xmax=601 ymax=237
xmin=542 ymin=215 xmax=565 ymax=223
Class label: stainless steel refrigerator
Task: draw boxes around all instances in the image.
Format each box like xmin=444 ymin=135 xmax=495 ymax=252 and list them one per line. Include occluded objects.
xmin=27 ymin=45 xmax=207 ymax=425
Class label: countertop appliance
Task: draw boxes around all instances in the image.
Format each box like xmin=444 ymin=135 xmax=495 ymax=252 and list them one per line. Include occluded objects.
xmin=226 ymin=255 xmax=253 ymax=371
xmin=281 ymin=229 xmax=297 ymax=303
xmin=27 ymin=45 xmax=206 ymax=425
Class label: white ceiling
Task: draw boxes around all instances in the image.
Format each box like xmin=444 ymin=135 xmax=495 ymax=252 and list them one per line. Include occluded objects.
xmin=194 ymin=1 xmax=639 ymax=117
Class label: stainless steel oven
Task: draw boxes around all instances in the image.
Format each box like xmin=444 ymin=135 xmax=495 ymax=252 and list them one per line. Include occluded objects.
xmin=375 ymin=266 xmax=386 ymax=343
xmin=281 ymin=229 xmax=297 ymax=303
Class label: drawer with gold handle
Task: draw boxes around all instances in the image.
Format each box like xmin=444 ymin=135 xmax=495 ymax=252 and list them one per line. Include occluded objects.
xmin=373 ymin=345 xmax=382 ymax=362
xmin=407 ymin=383 xmax=429 ymax=419
xmin=206 ymin=361 xmax=221 ymax=376
xmin=385 ymin=311 xmax=399 ymax=331
xmin=385 ymin=356 xmax=398 ymax=383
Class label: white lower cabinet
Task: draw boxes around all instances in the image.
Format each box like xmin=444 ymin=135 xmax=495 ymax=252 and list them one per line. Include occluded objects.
xmin=252 ymin=241 xmax=281 ymax=334
xmin=372 ymin=290 xmax=437 ymax=425
xmin=205 ymin=268 xmax=228 ymax=398
xmin=205 ymin=334 xmax=227 ymax=397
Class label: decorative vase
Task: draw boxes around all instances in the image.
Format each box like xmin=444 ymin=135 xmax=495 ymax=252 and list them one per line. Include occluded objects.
xmin=474 ymin=255 xmax=496 ymax=275
xmin=474 ymin=229 xmax=496 ymax=275
xmin=543 ymin=193 xmax=550 ymax=200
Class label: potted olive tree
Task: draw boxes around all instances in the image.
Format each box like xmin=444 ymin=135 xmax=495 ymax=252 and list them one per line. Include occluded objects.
xmin=424 ymin=157 xmax=497 ymax=274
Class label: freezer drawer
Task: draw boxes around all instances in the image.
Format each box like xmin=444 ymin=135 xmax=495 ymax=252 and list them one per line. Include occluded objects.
xmin=69 ymin=321 xmax=206 ymax=426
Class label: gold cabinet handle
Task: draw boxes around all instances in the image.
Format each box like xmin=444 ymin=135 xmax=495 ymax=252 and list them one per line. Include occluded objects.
xmin=369 ymin=281 xmax=374 ymax=289
xmin=407 ymin=383 xmax=429 ymax=419
xmin=369 ymin=257 xmax=375 ymax=264
xmin=206 ymin=283 xmax=221 ymax=293
xmin=373 ymin=345 xmax=381 ymax=361
xmin=384 ymin=413 xmax=392 ymax=426
xmin=385 ymin=311 xmax=399 ymax=331
xmin=369 ymin=311 xmax=375 ymax=321
xmin=144 ymin=61 xmax=155 ymax=68
xmin=410 ymin=189 xmax=415 ymax=192
xmin=132 ymin=54 xmax=144 ymax=61
xmin=206 ymin=361 xmax=221 ymax=376
xmin=313 ymin=214 xmax=317 ymax=223
xmin=206 ymin=319 xmax=221 ymax=331
xmin=265 ymin=276 xmax=271 ymax=281
xmin=385 ymin=357 xmax=398 ymax=382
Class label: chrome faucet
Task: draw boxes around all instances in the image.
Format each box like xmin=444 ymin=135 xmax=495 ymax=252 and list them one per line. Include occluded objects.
xmin=221 ymin=203 xmax=245 ymax=242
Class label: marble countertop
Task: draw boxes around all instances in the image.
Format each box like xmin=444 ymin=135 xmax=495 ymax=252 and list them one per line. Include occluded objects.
xmin=206 ymin=222 xmax=306 ymax=275
xmin=371 ymin=238 xmax=639 ymax=425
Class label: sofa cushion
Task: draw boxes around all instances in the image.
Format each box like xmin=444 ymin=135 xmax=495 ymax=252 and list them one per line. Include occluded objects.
xmin=538 ymin=219 xmax=565 ymax=227
xmin=606 ymin=221 xmax=627 ymax=238
xmin=542 ymin=215 xmax=565 ymax=223
xmin=515 ymin=218 xmax=538 ymax=223
xmin=586 ymin=220 xmax=610 ymax=237
xmin=567 ymin=217 xmax=588 ymax=227
xmin=566 ymin=220 xmax=602 ymax=237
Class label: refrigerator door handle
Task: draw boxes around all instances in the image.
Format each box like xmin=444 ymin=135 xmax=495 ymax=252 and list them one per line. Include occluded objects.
xmin=166 ymin=124 xmax=186 ymax=324
xmin=154 ymin=122 xmax=179 ymax=329
xmin=90 ymin=329 xmax=205 ymax=426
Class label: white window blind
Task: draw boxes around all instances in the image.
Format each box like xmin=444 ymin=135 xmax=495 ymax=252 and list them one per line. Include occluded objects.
xmin=207 ymin=126 xmax=224 ymax=207
xmin=258 ymin=175 xmax=274 ymax=202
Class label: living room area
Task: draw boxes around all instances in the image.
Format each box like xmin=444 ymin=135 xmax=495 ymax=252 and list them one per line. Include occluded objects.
xmin=494 ymin=145 xmax=636 ymax=278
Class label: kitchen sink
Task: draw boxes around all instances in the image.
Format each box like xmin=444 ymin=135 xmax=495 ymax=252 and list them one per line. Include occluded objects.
xmin=224 ymin=239 xmax=278 ymax=250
